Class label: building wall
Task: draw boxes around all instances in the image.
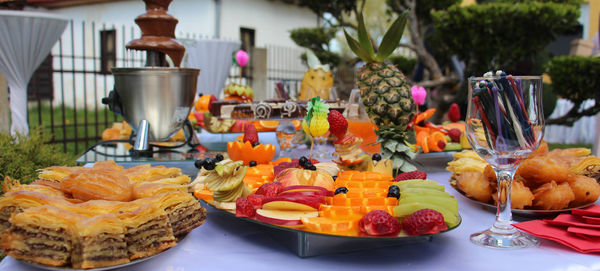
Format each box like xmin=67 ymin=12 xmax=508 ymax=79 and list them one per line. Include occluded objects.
xmin=34 ymin=0 xmax=317 ymax=45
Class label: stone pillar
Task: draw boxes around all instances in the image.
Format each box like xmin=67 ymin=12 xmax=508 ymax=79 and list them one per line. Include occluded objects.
xmin=0 ymin=72 xmax=9 ymax=133
xmin=251 ymin=47 xmax=268 ymax=101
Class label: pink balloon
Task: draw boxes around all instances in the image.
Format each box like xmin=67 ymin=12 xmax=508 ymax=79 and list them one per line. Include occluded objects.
xmin=235 ymin=50 xmax=249 ymax=67
xmin=411 ymin=85 xmax=427 ymax=106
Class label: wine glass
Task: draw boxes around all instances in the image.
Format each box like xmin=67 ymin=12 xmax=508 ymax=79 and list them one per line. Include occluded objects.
xmin=465 ymin=75 xmax=544 ymax=249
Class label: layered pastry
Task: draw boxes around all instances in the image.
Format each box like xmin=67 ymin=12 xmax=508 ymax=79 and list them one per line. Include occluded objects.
xmin=116 ymin=203 xmax=176 ymax=260
xmin=123 ymin=164 xmax=182 ymax=183
xmin=1 ymin=205 xmax=85 ymax=267
xmin=0 ymin=191 xmax=70 ymax=234
xmin=0 ymin=161 xmax=206 ymax=269
xmin=71 ymin=214 xmax=129 ymax=269
xmin=132 ymin=182 xmax=189 ymax=199
xmin=143 ymin=192 xmax=206 ymax=238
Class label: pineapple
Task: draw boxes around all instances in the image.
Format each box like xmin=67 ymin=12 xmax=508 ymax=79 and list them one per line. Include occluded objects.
xmin=299 ymin=49 xmax=334 ymax=100
xmin=344 ymin=12 xmax=417 ymax=174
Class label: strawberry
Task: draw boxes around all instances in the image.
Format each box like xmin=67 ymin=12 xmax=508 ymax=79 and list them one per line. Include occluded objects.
xmin=394 ymin=171 xmax=427 ymax=182
xmin=448 ymin=103 xmax=461 ymax=122
xmin=359 ymin=210 xmax=401 ymax=236
xmin=401 ymin=209 xmax=448 ymax=235
xmin=447 ymin=128 xmax=461 ymax=143
xmin=247 ymin=194 xmax=264 ymax=209
xmin=327 ymin=110 xmax=348 ymax=138
xmin=437 ymin=140 xmax=446 ymax=150
xmin=243 ymin=123 xmax=259 ymax=144
xmin=255 ymin=182 xmax=283 ymax=197
xmin=235 ymin=198 xmax=255 ymax=218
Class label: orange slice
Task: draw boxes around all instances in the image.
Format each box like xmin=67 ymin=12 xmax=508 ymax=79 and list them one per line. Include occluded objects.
xmin=301 ymin=216 xmax=361 ymax=236
xmin=255 ymin=120 xmax=279 ymax=132
xmin=318 ymin=205 xmax=362 ymax=218
xmin=361 ymin=205 xmax=395 ymax=215
xmin=416 ymin=131 xmax=430 ymax=153
xmin=428 ymin=131 xmax=447 ymax=152
xmin=193 ymin=189 xmax=213 ymax=202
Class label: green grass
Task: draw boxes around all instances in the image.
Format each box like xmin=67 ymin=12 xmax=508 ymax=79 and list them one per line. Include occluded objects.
xmin=27 ymin=104 xmax=122 ymax=156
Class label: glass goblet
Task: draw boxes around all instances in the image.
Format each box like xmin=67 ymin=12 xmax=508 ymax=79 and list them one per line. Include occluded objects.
xmin=466 ymin=75 xmax=544 ymax=249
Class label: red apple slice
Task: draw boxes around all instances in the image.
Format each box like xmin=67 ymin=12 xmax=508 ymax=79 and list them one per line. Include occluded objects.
xmin=255 ymin=209 xmax=318 ymax=226
xmin=279 ymin=185 xmax=333 ymax=196
xmin=261 ymin=194 xmax=325 ymax=211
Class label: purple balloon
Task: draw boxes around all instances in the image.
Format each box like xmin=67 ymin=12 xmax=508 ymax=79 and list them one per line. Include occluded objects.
xmin=235 ymin=50 xmax=249 ymax=67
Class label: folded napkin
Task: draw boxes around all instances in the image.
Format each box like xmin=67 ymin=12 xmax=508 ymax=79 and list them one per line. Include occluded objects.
xmin=571 ymin=204 xmax=600 ymax=217
xmin=583 ymin=216 xmax=600 ymax=224
xmin=544 ymin=214 xmax=600 ymax=229
xmin=513 ymin=204 xmax=600 ymax=253
xmin=513 ymin=220 xmax=600 ymax=253
xmin=567 ymin=226 xmax=600 ymax=237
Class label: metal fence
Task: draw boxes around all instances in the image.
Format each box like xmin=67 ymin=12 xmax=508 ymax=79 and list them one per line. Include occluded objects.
xmin=26 ymin=20 xmax=305 ymax=156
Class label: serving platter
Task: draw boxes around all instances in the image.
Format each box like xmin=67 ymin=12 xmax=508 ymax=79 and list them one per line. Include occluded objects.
xmin=202 ymin=200 xmax=461 ymax=257
xmin=450 ymin=184 xmax=594 ymax=217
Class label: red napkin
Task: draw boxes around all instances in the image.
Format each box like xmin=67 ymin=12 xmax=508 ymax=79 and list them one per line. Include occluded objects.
xmin=572 ymin=204 xmax=600 ymax=217
xmin=513 ymin=220 xmax=600 ymax=253
xmin=583 ymin=216 xmax=600 ymax=224
xmin=567 ymin=226 xmax=600 ymax=237
xmin=544 ymin=214 xmax=600 ymax=229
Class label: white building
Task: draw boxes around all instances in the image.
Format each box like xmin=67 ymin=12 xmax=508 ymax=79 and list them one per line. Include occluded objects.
xmin=29 ymin=0 xmax=318 ymax=47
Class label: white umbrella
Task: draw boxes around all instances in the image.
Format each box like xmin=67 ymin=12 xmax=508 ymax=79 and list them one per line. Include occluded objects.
xmin=185 ymin=39 xmax=241 ymax=97
xmin=0 ymin=10 xmax=68 ymax=135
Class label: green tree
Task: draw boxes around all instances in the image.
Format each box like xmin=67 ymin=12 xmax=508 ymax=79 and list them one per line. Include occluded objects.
xmin=546 ymin=56 xmax=600 ymax=126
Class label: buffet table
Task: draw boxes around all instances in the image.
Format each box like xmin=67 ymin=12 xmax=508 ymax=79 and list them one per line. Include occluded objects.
xmin=1 ymin=160 xmax=598 ymax=271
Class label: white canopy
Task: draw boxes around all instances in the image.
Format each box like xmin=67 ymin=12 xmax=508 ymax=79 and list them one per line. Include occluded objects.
xmin=0 ymin=10 xmax=68 ymax=135
xmin=185 ymin=39 xmax=241 ymax=97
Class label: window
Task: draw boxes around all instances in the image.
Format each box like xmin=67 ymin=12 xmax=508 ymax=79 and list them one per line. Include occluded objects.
xmin=240 ymin=27 xmax=255 ymax=52
xmin=239 ymin=27 xmax=255 ymax=77
xmin=100 ymin=29 xmax=116 ymax=74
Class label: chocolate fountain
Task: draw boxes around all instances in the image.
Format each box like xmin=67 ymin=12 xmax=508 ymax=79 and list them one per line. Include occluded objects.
xmin=103 ymin=0 xmax=199 ymax=156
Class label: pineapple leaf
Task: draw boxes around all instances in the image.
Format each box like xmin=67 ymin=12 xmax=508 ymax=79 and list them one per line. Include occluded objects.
xmin=383 ymin=141 xmax=398 ymax=152
xmin=392 ymin=157 xmax=405 ymax=169
xmin=376 ymin=10 xmax=408 ymax=61
xmin=395 ymin=143 xmax=409 ymax=153
xmin=357 ymin=13 xmax=376 ymax=62
xmin=305 ymin=48 xmax=321 ymax=69
xmin=399 ymin=162 xmax=417 ymax=173
xmin=344 ymin=28 xmax=373 ymax=63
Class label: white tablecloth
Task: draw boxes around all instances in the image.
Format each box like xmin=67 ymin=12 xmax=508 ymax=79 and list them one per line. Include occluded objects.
xmin=1 ymin=169 xmax=599 ymax=271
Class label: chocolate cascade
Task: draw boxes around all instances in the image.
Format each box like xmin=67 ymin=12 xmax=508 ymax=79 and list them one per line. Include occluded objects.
xmin=126 ymin=0 xmax=185 ymax=67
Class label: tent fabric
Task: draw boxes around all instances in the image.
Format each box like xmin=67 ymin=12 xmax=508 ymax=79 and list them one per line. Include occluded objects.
xmin=185 ymin=39 xmax=240 ymax=98
xmin=0 ymin=10 xmax=68 ymax=135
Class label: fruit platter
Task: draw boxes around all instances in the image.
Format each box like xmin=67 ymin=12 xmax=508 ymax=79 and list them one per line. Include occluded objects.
xmin=190 ymin=97 xmax=462 ymax=255
xmin=447 ymin=146 xmax=600 ymax=216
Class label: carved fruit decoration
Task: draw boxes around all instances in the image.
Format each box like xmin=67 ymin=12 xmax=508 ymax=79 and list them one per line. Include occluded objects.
xmin=299 ymin=49 xmax=333 ymax=100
